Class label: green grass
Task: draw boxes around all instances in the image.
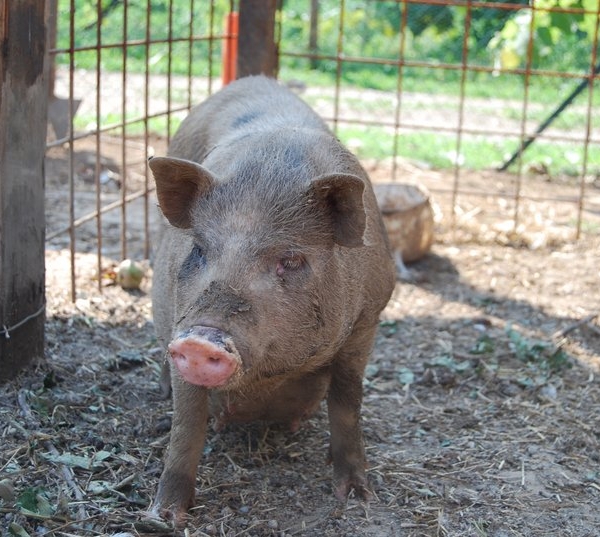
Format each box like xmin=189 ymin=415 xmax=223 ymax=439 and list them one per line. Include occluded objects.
xmin=576 ymin=219 xmax=600 ymax=234
xmin=71 ymin=89 xmax=599 ymax=177
xmin=75 ymin=116 xmax=181 ymax=141
xmin=335 ymin=124 xmax=600 ymax=176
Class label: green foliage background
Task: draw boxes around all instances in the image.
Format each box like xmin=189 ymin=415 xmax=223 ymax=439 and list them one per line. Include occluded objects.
xmin=55 ymin=0 xmax=600 ymax=174
xmin=57 ymin=0 xmax=599 ymax=91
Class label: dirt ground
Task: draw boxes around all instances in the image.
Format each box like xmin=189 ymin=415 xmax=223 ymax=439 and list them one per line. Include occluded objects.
xmin=2 ymin=114 xmax=600 ymax=535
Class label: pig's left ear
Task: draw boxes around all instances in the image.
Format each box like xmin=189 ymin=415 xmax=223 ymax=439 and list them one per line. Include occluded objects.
xmin=149 ymin=156 xmax=216 ymax=228
xmin=310 ymin=173 xmax=366 ymax=248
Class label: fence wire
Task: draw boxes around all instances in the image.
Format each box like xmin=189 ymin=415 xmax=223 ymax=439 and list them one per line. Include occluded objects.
xmin=46 ymin=0 xmax=600 ymax=300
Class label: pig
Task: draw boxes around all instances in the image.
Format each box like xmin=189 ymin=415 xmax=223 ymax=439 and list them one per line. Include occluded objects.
xmin=148 ymin=75 xmax=396 ymax=525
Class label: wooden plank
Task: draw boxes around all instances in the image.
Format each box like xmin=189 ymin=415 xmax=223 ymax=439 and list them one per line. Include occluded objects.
xmin=0 ymin=0 xmax=48 ymax=380
xmin=237 ymin=0 xmax=278 ymax=79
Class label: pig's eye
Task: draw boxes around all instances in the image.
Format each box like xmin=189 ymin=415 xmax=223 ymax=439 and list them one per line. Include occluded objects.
xmin=190 ymin=244 xmax=205 ymax=265
xmin=276 ymin=252 xmax=306 ymax=277
xmin=179 ymin=244 xmax=206 ymax=279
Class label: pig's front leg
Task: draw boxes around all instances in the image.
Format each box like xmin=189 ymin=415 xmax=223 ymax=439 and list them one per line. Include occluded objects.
xmin=152 ymin=373 xmax=209 ymax=526
xmin=327 ymin=323 xmax=377 ymax=501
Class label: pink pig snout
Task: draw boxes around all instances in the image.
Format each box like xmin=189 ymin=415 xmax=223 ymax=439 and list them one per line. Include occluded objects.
xmin=168 ymin=326 xmax=241 ymax=388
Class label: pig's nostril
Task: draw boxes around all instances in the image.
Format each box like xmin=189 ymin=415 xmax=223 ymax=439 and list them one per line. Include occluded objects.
xmin=168 ymin=327 xmax=241 ymax=387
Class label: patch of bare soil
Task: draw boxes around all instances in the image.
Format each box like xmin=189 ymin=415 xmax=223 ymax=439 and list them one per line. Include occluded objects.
xmin=1 ymin=145 xmax=600 ymax=536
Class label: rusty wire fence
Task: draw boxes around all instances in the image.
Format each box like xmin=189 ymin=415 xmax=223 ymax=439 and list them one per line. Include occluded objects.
xmin=46 ymin=0 xmax=229 ymax=300
xmin=276 ymin=0 xmax=600 ymax=245
xmin=46 ymin=0 xmax=600 ymax=301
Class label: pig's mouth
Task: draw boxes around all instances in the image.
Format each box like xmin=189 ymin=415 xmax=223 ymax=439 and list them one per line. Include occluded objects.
xmin=168 ymin=326 xmax=243 ymax=388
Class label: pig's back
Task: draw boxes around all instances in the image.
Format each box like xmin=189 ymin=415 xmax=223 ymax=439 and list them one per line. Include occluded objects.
xmin=168 ymin=76 xmax=327 ymax=164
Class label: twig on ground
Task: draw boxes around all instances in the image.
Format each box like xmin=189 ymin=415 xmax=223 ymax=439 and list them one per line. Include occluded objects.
xmin=553 ymin=313 xmax=598 ymax=340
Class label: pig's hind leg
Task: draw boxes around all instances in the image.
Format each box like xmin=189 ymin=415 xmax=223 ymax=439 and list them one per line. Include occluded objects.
xmin=327 ymin=322 xmax=377 ymax=502
xmin=158 ymin=359 xmax=172 ymax=399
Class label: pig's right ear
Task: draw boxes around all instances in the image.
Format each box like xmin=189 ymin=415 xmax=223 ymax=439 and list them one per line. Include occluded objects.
xmin=310 ymin=173 xmax=366 ymax=248
xmin=148 ymin=156 xmax=215 ymax=228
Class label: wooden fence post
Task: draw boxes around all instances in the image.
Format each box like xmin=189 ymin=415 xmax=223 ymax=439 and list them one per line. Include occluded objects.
xmin=237 ymin=0 xmax=278 ymax=79
xmin=0 ymin=0 xmax=48 ymax=380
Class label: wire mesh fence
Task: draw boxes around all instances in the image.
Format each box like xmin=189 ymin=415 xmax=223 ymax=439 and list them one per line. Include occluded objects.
xmin=46 ymin=0 xmax=600 ymax=300
xmin=276 ymin=0 xmax=600 ymax=243
xmin=46 ymin=0 xmax=229 ymax=299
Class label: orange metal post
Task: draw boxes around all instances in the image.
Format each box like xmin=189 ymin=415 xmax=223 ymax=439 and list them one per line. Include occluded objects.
xmin=222 ymin=12 xmax=238 ymax=85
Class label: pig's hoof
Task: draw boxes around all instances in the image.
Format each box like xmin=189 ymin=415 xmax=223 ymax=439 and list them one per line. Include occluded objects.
xmin=150 ymin=502 xmax=190 ymax=529
xmin=152 ymin=475 xmax=196 ymax=528
xmin=334 ymin=475 xmax=373 ymax=503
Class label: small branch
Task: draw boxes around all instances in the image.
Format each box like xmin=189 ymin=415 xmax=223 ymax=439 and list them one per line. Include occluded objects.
xmin=553 ymin=313 xmax=598 ymax=340
xmin=42 ymin=440 xmax=86 ymax=504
